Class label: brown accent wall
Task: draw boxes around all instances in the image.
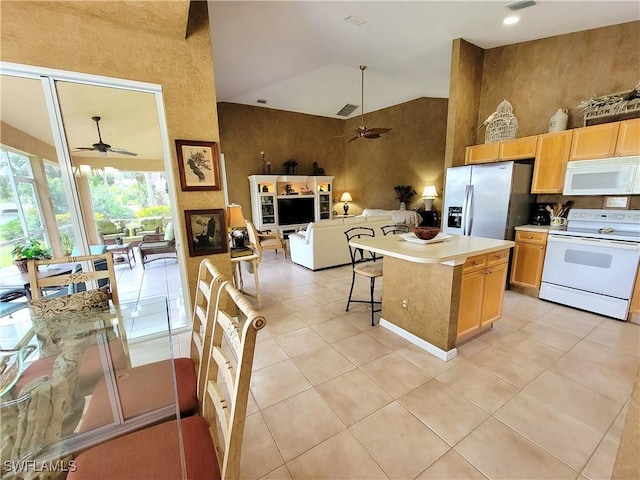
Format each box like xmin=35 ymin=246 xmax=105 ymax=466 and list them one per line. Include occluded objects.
xmin=0 ymin=1 xmax=231 ymax=301
xmin=445 ymin=39 xmax=485 ymax=167
xmin=478 ymin=21 xmax=640 ymax=137
xmin=218 ymin=97 xmax=448 ymax=218
xmin=344 ymin=98 xmax=448 ymax=214
xmin=216 ymin=103 xmax=345 ymax=219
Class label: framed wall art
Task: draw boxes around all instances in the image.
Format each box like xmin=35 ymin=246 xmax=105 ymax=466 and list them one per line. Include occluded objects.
xmin=175 ymin=140 xmax=221 ymax=191
xmin=184 ymin=209 xmax=228 ymax=256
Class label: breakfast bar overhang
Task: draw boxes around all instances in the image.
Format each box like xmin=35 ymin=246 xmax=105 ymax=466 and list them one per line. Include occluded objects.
xmin=349 ymin=234 xmax=515 ymax=361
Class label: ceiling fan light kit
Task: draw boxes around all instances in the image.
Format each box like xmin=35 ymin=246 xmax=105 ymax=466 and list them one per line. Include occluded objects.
xmin=349 ymin=65 xmax=392 ymax=142
xmin=75 ymin=116 xmax=138 ymax=156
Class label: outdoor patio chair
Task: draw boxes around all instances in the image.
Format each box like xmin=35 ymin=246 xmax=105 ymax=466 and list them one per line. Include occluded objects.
xmin=138 ymin=222 xmax=177 ymax=268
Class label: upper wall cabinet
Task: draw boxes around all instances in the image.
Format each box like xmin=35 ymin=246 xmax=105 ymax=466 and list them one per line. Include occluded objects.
xmin=615 ymin=118 xmax=640 ymax=156
xmin=531 ymin=130 xmax=573 ymax=194
xmin=465 ymin=136 xmax=537 ymax=164
xmin=568 ymin=118 xmax=640 ymax=161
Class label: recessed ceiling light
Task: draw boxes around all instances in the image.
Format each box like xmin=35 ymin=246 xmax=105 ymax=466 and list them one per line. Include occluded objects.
xmin=344 ymin=15 xmax=366 ymax=26
xmin=503 ymin=16 xmax=520 ymax=25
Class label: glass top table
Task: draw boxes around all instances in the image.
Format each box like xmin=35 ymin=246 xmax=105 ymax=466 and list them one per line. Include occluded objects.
xmin=0 ymin=295 xmax=186 ymax=479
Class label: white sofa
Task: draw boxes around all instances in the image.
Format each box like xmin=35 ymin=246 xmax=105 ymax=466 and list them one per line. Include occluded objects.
xmin=288 ymin=215 xmax=394 ymax=270
xmin=361 ymin=208 xmax=422 ymax=227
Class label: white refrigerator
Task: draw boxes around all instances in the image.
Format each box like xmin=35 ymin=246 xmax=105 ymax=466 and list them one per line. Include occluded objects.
xmin=442 ymin=162 xmax=534 ymax=240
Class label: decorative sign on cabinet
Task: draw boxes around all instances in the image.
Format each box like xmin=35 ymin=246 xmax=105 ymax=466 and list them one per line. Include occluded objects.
xmin=248 ymin=175 xmax=334 ymax=233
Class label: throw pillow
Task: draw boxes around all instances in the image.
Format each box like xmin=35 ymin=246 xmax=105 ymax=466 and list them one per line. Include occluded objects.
xmin=29 ymin=286 xmax=112 ymax=356
xmin=164 ymin=221 xmax=175 ymax=241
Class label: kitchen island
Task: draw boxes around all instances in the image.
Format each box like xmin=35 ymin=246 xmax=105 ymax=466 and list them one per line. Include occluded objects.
xmin=349 ymin=234 xmax=514 ymax=360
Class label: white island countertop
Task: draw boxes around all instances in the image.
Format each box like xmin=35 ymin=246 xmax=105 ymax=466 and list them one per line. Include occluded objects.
xmin=349 ymin=234 xmax=514 ymax=265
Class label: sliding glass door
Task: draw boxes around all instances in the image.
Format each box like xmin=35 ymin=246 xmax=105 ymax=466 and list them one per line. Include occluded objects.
xmin=0 ymin=63 xmax=188 ymax=331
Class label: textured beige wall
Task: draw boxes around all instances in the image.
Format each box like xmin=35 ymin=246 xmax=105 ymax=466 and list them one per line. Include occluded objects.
xmin=0 ymin=1 xmax=231 ymax=302
xmin=216 ymin=103 xmax=345 ymax=220
xmin=445 ymin=39 xmax=485 ymax=167
xmin=343 ymin=97 xmax=448 ymax=214
xmin=478 ymin=21 xmax=640 ymax=137
xmin=218 ymin=98 xmax=448 ymax=218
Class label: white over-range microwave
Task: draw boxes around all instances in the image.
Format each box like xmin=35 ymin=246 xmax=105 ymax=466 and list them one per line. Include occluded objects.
xmin=563 ymin=156 xmax=640 ymax=195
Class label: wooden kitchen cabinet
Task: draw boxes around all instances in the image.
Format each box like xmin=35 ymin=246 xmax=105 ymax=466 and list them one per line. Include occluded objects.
xmin=510 ymin=230 xmax=548 ymax=295
xmin=629 ymin=266 xmax=640 ymax=321
xmin=465 ymin=136 xmax=537 ymax=165
xmin=531 ymin=130 xmax=573 ymax=193
xmin=457 ymin=249 xmax=510 ymax=341
xmin=466 ymin=143 xmax=499 ymax=164
xmin=615 ymin=118 xmax=640 ymax=156
xmin=569 ymin=122 xmax=620 ymax=161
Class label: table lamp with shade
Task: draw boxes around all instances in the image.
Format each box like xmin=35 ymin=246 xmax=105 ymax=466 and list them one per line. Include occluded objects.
xmin=421 ymin=185 xmax=438 ymax=211
xmin=226 ymin=204 xmax=248 ymax=251
xmin=340 ymin=192 xmax=353 ymax=215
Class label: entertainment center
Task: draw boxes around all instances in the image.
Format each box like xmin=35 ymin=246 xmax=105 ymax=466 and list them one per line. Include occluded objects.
xmin=248 ymin=175 xmax=334 ymax=234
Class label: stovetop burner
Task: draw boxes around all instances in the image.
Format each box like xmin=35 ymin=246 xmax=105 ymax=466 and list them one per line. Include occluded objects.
xmin=548 ymin=209 xmax=640 ymax=243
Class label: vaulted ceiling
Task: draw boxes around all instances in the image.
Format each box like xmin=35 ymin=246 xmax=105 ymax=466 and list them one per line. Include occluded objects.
xmin=208 ymin=1 xmax=640 ymax=118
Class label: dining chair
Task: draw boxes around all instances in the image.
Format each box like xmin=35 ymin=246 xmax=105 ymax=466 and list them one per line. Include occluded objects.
xmin=69 ymin=281 xmax=266 ymax=480
xmin=14 ymin=253 xmax=129 ymax=395
xmin=381 ymin=224 xmax=410 ymax=235
xmin=344 ymin=227 xmax=383 ymax=326
xmin=78 ymin=258 xmax=226 ymax=431
xmin=245 ymin=219 xmax=287 ymax=259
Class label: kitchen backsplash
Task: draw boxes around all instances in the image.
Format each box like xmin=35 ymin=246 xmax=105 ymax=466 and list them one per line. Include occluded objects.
xmin=536 ymin=195 xmax=640 ymax=210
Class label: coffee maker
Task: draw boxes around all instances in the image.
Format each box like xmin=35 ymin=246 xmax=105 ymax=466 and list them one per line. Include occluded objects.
xmin=530 ymin=203 xmax=550 ymax=225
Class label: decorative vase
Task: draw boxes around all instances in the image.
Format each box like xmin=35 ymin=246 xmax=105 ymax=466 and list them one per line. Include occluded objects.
xmin=549 ymin=108 xmax=568 ymax=132
xmin=400 ymin=202 xmax=406 ymax=210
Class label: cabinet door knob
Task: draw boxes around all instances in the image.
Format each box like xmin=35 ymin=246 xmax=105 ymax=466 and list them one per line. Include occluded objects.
xmin=527 ymin=235 xmax=532 ymax=239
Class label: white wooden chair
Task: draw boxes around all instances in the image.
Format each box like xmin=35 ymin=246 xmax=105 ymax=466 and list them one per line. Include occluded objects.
xmin=70 ymin=279 xmax=266 ymax=480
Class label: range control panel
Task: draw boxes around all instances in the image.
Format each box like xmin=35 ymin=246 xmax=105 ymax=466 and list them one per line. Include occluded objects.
xmin=567 ymin=209 xmax=640 ymax=224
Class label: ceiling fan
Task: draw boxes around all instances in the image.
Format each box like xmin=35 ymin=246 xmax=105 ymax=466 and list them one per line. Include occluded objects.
xmin=75 ymin=116 xmax=138 ymax=156
xmin=349 ymin=65 xmax=392 ymax=142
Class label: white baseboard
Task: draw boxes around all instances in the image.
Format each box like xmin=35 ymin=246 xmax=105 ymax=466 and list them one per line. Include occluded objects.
xmin=379 ymin=318 xmax=457 ymax=361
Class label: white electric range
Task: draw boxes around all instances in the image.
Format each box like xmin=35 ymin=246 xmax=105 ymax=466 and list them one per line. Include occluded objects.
xmin=540 ymin=209 xmax=640 ymax=320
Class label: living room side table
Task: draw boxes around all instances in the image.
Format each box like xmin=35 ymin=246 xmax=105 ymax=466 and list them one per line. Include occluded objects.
xmin=230 ymin=252 xmax=261 ymax=309
xmin=106 ymin=243 xmax=135 ymax=269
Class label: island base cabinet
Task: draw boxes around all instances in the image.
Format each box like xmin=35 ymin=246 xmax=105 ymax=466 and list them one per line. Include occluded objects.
xmin=457 ymin=270 xmax=484 ymax=339
xmin=457 ymin=252 xmax=509 ymax=343
xmin=481 ymin=262 xmax=508 ymax=328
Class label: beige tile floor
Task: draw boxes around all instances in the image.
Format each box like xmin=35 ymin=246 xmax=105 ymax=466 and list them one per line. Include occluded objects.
xmin=141 ymin=252 xmax=639 ymax=480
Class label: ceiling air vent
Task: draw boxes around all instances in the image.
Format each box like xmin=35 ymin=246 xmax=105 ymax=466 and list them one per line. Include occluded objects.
xmin=336 ymin=104 xmax=359 ymax=117
xmin=505 ymin=0 xmax=536 ymax=11
xmin=256 ymin=99 xmax=268 ymax=104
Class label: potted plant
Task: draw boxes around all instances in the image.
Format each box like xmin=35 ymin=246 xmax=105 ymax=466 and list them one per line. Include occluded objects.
xmin=11 ymin=239 xmax=52 ymax=273
xmin=394 ymin=185 xmax=417 ymax=210
xmin=60 ymin=232 xmax=74 ymax=256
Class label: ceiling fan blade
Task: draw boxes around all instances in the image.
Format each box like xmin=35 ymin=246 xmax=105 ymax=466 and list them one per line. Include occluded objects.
xmin=364 ymin=134 xmax=381 ymax=139
xmin=108 ymin=147 xmax=138 ymax=156
xmin=348 ymin=135 xmax=361 ymax=142
xmin=366 ymin=128 xmax=392 ymax=135
xmin=75 ymin=147 xmax=96 ymax=151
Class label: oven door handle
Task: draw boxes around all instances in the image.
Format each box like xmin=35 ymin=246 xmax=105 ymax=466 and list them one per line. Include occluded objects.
xmin=548 ymin=235 xmax=640 ymax=251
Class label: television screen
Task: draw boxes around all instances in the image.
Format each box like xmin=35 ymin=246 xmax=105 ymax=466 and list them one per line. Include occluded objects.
xmin=277 ymin=197 xmax=315 ymax=225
